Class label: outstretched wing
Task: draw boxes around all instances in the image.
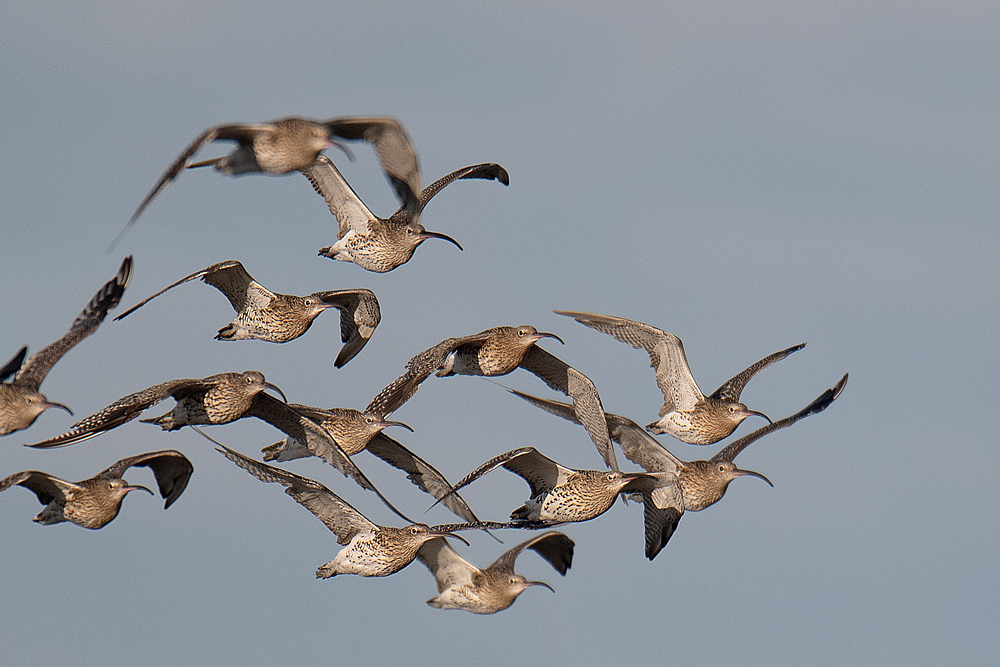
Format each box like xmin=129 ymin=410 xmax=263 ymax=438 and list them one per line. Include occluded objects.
xmin=16 ymin=256 xmax=132 ymax=392
xmin=364 ymin=432 xmax=483 ymax=524
xmin=0 ymin=470 xmax=80 ymax=506
xmin=413 ymin=163 xmax=509 ymax=218
xmin=216 ymin=444 xmax=376 ymax=545
xmin=311 ymin=288 xmax=381 ymax=368
xmin=712 ymin=373 xmax=848 ymax=463
xmin=554 ymin=310 xmax=704 ymax=414
xmin=115 ymin=260 xmax=263 ymax=321
xmin=519 ymin=347 xmax=617 ymax=470
xmin=246 ymin=393 xmax=413 ymax=524
xmin=487 ymin=530 xmax=575 ymax=575
xmin=416 ymin=536 xmax=478 ymax=592
xmin=124 ymin=123 xmax=270 ymax=229
xmin=507 ymin=388 xmax=684 ymax=475
xmin=301 ymin=155 xmax=378 ymax=238
xmin=366 ymin=330 xmax=497 ymax=417
xmin=709 ymin=343 xmax=806 ymax=402
xmin=24 ymin=376 xmax=209 ymax=449
xmin=324 ymin=116 xmax=422 ymax=214
xmin=97 ymin=449 xmax=194 ymax=509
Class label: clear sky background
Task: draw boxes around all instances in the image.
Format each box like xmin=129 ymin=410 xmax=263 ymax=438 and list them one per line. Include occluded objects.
xmin=2 ymin=2 xmax=997 ymax=665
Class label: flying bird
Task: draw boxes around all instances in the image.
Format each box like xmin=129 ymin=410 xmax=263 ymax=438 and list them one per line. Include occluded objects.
xmin=261 ymin=403 xmax=485 ymax=526
xmin=438 ymin=447 xmax=655 ymax=525
xmin=368 ymin=325 xmax=618 ymax=469
xmin=0 ymin=449 xmax=192 ymax=529
xmin=218 ymin=444 xmax=488 ymax=578
xmin=302 ymin=155 xmax=509 ymax=272
xmin=1 ymin=256 xmax=132 ymax=436
xmin=418 ymin=531 xmax=574 ymax=614
xmin=116 ymin=116 xmax=356 ymax=247
xmin=511 ymin=373 xmax=848 ymax=559
xmin=555 ymin=310 xmax=804 ymax=444
xmin=114 ymin=260 xmax=380 ymax=366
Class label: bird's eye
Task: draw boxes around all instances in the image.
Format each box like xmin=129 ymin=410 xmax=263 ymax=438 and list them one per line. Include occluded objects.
xmin=406 ymin=228 xmax=414 ymax=235
xmin=718 ymin=464 xmax=726 ymax=472
xmin=365 ymin=417 xmax=375 ymax=424
xmin=410 ymin=526 xmax=420 ymax=535
xmin=304 ymin=298 xmax=314 ymax=306
xmin=108 ymin=482 xmax=115 ymax=490
xmin=607 ymin=473 xmax=616 ymax=481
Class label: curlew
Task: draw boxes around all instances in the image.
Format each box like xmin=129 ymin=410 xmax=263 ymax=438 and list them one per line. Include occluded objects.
xmin=0 ymin=449 xmax=192 ymax=529
xmin=218 ymin=445 xmax=489 ymax=578
xmin=418 ymin=531 xmax=574 ymax=614
xmin=1 ymin=256 xmax=132 ymax=436
xmin=511 ymin=373 xmax=848 ymax=559
xmin=114 ymin=259 xmax=380 ymax=366
xmin=556 ymin=310 xmax=804 ymax=444
xmin=303 ymin=155 xmax=508 ymax=272
xmin=369 ymin=325 xmax=618 ymax=469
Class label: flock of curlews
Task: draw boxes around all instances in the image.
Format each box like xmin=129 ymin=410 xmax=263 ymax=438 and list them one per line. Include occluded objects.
xmin=1 ymin=115 xmax=847 ymax=614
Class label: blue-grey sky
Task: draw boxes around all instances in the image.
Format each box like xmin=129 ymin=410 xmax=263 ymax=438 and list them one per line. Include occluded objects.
xmin=2 ymin=2 xmax=997 ymax=665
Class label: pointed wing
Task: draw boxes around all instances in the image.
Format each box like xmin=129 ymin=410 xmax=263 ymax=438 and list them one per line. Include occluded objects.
xmin=216 ymin=444 xmax=376 ymax=544
xmin=640 ymin=497 xmax=683 ymax=561
xmin=487 ymin=531 xmax=575 ymax=575
xmin=310 ymin=288 xmax=381 ymax=368
xmin=364 ymin=432 xmax=484 ymax=524
xmin=554 ymin=310 xmax=704 ymax=414
xmin=114 ymin=260 xmax=260 ymax=321
xmin=709 ymin=343 xmax=806 ymax=402
xmin=416 ymin=536 xmax=478 ymax=592
xmin=97 ymin=449 xmax=194 ymax=509
xmin=712 ymin=373 xmax=848 ymax=463
xmin=414 ymin=163 xmax=509 ymax=217
xmin=324 ymin=116 xmax=422 ymax=214
xmin=443 ymin=447 xmax=568 ymax=503
xmin=301 ymin=155 xmax=379 ymax=237
xmin=24 ymin=376 xmax=211 ymax=448
xmin=0 ymin=470 xmax=81 ymax=506
xmin=246 ymin=393 xmax=412 ymax=524
xmin=366 ymin=331 xmax=496 ymax=417
xmin=125 ymin=123 xmax=272 ymax=226
xmin=16 ymin=256 xmax=132 ymax=391
xmin=519 ymin=347 xmax=617 ymax=470
xmin=508 ymin=389 xmax=684 ymax=475
xmin=1 ymin=347 xmax=27 ymax=382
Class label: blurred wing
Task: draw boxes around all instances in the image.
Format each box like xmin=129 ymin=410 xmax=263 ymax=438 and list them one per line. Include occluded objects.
xmin=311 ymin=288 xmax=381 ymax=368
xmin=416 ymin=536 xmax=477 ymax=592
xmin=215 ymin=443 xmax=375 ymax=544
xmin=16 ymin=256 xmax=133 ymax=391
xmin=301 ymin=155 xmax=378 ymax=237
xmin=98 ymin=449 xmax=194 ymax=509
xmin=247 ymin=393 xmax=413 ymax=524
xmin=554 ymin=310 xmax=703 ymax=413
xmin=709 ymin=343 xmax=806 ymax=402
xmin=712 ymin=373 xmax=848 ymax=462
xmin=365 ymin=432 xmax=484 ymax=524
xmin=25 ymin=377 xmax=204 ymax=449
xmin=324 ymin=116 xmax=422 ymax=213
xmin=519 ymin=347 xmax=617 ymax=470
xmin=488 ymin=531 xmax=575 ymax=575
xmin=365 ymin=334 xmax=475 ymax=416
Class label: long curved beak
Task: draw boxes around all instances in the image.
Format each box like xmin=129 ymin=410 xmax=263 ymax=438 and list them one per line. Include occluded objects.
xmin=125 ymin=484 xmax=154 ymax=496
xmin=418 ymin=230 xmax=463 ymax=251
xmin=434 ymin=531 xmax=471 ymax=547
xmin=264 ymin=382 xmax=288 ymax=403
xmin=531 ymin=331 xmax=565 ymax=345
xmin=743 ymin=409 xmax=772 ymax=424
xmin=526 ymin=580 xmax=555 ymax=593
xmin=44 ymin=401 xmax=73 ymax=416
xmin=379 ymin=419 xmax=414 ymax=433
xmin=734 ymin=467 xmax=774 ymax=487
